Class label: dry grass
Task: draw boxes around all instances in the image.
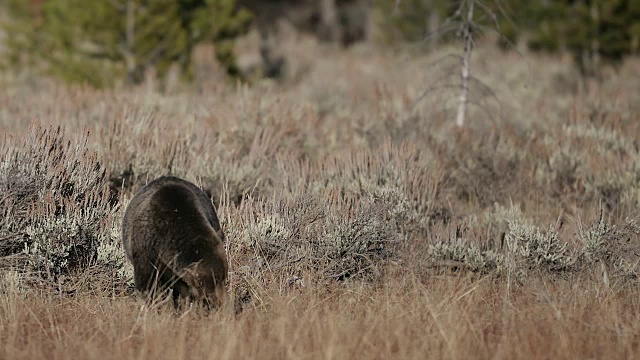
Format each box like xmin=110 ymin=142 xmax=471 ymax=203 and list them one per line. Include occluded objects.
xmin=1 ymin=274 xmax=639 ymax=360
xmin=2 ymin=34 xmax=640 ymax=358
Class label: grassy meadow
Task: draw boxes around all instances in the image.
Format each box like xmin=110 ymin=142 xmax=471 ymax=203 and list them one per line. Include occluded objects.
xmin=1 ymin=33 xmax=640 ymax=359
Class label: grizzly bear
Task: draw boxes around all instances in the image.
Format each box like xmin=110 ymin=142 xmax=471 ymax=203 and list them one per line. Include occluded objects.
xmin=122 ymin=175 xmax=228 ymax=309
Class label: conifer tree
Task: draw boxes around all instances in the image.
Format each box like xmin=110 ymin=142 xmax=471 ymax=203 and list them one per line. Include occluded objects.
xmin=565 ymin=0 xmax=640 ymax=75
xmin=2 ymin=0 xmax=252 ymax=87
xmin=499 ymin=0 xmax=640 ymax=76
xmin=375 ymin=0 xmax=454 ymax=47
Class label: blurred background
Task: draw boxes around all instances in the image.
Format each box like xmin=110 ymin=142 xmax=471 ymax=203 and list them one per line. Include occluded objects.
xmin=0 ymin=0 xmax=638 ymax=91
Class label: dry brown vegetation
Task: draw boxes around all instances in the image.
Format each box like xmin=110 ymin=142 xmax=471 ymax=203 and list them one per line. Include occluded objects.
xmin=2 ymin=37 xmax=640 ymax=358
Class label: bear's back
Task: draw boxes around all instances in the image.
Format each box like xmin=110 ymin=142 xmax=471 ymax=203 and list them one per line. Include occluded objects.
xmin=121 ymin=176 xmax=223 ymax=264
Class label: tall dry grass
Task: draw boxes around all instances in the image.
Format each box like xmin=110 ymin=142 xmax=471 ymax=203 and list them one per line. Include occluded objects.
xmin=1 ymin=274 xmax=639 ymax=359
xmin=1 ymin=37 xmax=640 ymax=358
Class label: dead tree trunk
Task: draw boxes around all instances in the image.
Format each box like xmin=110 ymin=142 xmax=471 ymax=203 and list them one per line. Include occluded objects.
xmin=424 ymin=0 xmax=440 ymax=51
xmin=319 ymin=0 xmax=340 ymax=43
xmin=428 ymin=9 xmax=440 ymax=51
xmin=455 ymin=0 xmax=474 ymax=127
xmin=125 ymin=0 xmax=137 ymax=85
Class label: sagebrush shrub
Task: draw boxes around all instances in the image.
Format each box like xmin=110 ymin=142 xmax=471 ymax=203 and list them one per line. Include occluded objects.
xmin=0 ymin=124 xmax=121 ymax=284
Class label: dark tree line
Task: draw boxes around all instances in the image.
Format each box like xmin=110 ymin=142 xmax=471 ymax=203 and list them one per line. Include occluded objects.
xmin=1 ymin=0 xmax=637 ymax=87
xmin=381 ymin=0 xmax=640 ymax=76
xmin=2 ymin=0 xmax=255 ymax=87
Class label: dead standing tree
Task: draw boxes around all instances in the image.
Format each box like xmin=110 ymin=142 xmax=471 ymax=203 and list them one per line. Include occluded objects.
xmin=407 ymin=0 xmax=512 ymax=128
xmin=455 ymin=0 xmax=474 ymax=127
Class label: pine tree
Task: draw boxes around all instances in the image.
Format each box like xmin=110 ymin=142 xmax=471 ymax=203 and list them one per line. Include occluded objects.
xmin=566 ymin=0 xmax=640 ymax=75
xmin=2 ymin=0 xmax=252 ymax=87
xmin=499 ymin=0 xmax=640 ymax=76
xmin=375 ymin=0 xmax=454 ymax=47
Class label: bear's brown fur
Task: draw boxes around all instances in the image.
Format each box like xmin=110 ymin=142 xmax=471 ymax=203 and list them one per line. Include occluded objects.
xmin=122 ymin=176 xmax=227 ymax=309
